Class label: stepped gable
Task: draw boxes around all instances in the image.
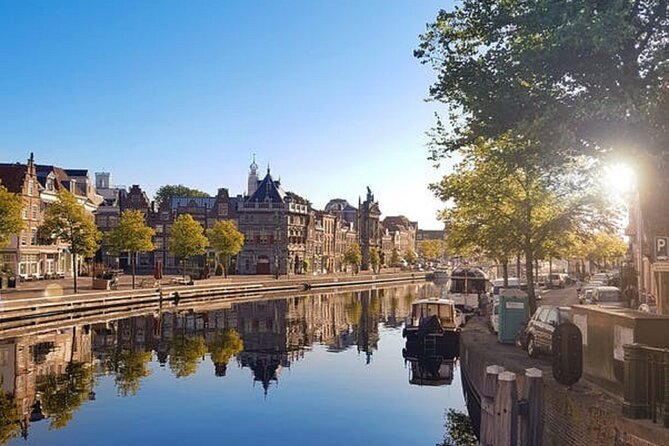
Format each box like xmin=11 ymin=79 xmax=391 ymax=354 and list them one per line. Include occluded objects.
xmin=0 ymin=163 xmax=27 ymax=193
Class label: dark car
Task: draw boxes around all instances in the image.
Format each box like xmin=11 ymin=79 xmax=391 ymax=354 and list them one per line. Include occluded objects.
xmin=524 ymin=305 xmax=571 ymax=358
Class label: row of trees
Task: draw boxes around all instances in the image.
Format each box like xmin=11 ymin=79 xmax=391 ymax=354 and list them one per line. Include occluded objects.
xmin=416 ymin=1 xmax=667 ymax=310
xmin=0 ymin=186 xmax=245 ymax=292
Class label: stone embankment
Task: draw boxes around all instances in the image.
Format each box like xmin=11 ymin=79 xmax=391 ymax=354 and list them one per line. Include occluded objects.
xmin=460 ymin=317 xmax=669 ymax=446
xmin=0 ymin=272 xmax=427 ymax=338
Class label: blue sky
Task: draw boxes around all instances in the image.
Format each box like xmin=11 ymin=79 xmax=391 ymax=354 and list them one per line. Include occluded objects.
xmin=0 ymin=1 xmax=451 ymax=228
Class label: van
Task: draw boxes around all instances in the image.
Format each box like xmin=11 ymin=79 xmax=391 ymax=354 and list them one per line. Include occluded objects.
xmin=592 ymin=286 xmax=625 ymax=307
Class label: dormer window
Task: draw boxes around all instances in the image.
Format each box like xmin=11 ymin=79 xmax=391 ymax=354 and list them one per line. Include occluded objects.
xmin=46 ymin=177 xmax=54 ymax=191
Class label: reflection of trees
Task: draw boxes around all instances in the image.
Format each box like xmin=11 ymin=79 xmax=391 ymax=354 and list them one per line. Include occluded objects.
xmin=207 ymin=329 xmax=243 ymax=377
xmin=37 ymin=362 xmax=95 ymax=430
xmin=346 ymin=300 xmax=362 ymax=322
xmin=439 ymin=409 xmax=478 ymax=446
xmin=0 ymin=389 xmax=21 ymax=444
xmin=107 ymin=349 xmax=152 ymax=396
xmin=168 ymin=334 xmax=207 ymax=378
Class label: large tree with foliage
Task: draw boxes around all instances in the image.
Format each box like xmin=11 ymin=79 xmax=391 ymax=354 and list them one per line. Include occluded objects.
xmin=417 ymin=239 xmax=447 ymax=261
xmin=207 ymin=329 xmax=244 ymax=377
xmin=37 ymin=362 xmax=95 ymax=430
xmin=344 ymin=243 xmax=362 ymax=274
xmin=107 ymin=348 xmax=152 ymax=397
xmin=168 ymin=214 xmax=208 ymax=277
xmin=107 ymin=210 xmax=155 ymax=289
xmin=404 ymin=248 xmax=418 ymax=265
xmin=0 ymin=182 xmax=22 ymax=251
xmin=154 ymin=185 xmax=208 ymax=210
xmin=207 ymin=220 xmax=244 ymax=278
xmin=168 ymin=334 xmax=207 ymax=378
xmin=39 ymin=190 xmax=100 ymax=293
xmin=369 ymin=248 xmax=380 ymax=274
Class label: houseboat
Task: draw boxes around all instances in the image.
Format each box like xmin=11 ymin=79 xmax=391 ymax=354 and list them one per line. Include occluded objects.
xmin=447 ymin=266 xmax=488 ymax=313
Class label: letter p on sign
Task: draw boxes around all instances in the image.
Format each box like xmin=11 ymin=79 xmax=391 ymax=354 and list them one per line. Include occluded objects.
xmin=656 ymin=237 xmax=669 ymax=261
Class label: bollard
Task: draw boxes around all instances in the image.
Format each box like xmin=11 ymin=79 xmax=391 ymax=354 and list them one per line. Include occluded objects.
xmin=520 ymin=368 xmax=543 ymax=446
xmin=481 ymin=365 xmax=504 ymax=446
xmin=494 ymin=371 xmax=518 ymax=446
xmin=623 ymin=343 xmax=649 ymax=419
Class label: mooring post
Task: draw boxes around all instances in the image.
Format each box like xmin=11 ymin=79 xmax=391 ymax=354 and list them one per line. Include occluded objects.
xmin=481 ymin=365 xmax=504 ymax=446
xmin=520 ymin=367 xmax=543 ymax=446
xmin=622 ymin=343 xmax=649 ymax=419
xmin=494 ymin=371 xmax=518 ymax=446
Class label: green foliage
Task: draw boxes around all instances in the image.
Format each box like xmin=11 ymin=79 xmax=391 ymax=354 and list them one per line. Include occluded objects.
xmin=416 ymin=1 xmax=669 ymax=171
xmin=207 ymin=329 xmax=244 ymax=366
xmin=37 ymin=362 xmax=95 ymax=430
xmin=168 ymin=214 xmax=208 ymax=261
xmin=369 ymin=248 xmax=380 ymax=273
xmin=154 ymin=185 xmax=208 ymax=210
xmin=438 ymin=409 xmax=478 ymax=446
xmin=0 ymin=386 xmax=21 ymax=444
xmin=404 ymin=248 xmax=418 ymax=264
xmin=107 ymin=210 xmax=155 ymax=255
xmin=207 ymin=220 xmax=244 ymax=276
xmin=0 ymin=182 xmax=22 ymax=249
xmin=418 ymin=239 xmax=447 ymax=260
xmin=344 ymin=243 xmax=362 ymax=268
xmin=107 ymin=348 xmax=152 ymax=397
xmin=390 ymin=248 xmax=401 ymax=266
xmin=40 ymin=189 xmax=101 ymax=259
xmin=168 ymin=334 xmax=207 ymax=378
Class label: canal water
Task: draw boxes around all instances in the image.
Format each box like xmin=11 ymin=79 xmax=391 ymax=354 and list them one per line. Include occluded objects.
xmin=0 ymin=283 xmax=470 ymax=446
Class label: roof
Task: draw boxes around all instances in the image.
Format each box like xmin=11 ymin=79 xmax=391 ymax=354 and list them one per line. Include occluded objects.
xmin=171 ymin=196 xmax=217 ymax=210
xmin=247 ymin=171 xmax=286 ymax=203
xmin=0 ymin=163 xmax=27 ymax=193
xmin=324 ymin=198 xmax=357 ymax=212
xmin=64 ymin=169 xmax=89 ymax=177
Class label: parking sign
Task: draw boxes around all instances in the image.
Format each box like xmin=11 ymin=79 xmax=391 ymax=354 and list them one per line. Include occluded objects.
xmin=655 ymin=237 xmax=669 ymax=261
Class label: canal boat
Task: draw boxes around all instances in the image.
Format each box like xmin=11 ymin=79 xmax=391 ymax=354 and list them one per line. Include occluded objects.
xmin=402 ymin=297 xmax=460 ymax=358
xmin=447 ymin=266 xmax=488 ymax=313
xmin=402 ymin=348 xmax=456 ymax=386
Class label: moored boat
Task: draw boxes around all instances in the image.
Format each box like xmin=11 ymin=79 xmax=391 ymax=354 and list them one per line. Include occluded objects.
xmin=402 ymin=297 xmax=460 ymax=358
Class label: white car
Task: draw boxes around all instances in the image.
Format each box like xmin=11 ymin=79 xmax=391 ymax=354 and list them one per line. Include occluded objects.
xmin=489 ymin=301 xmax=500 ymax=334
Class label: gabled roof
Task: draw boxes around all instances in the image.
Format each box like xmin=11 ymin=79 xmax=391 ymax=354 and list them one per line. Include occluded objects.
xmin=247 ymin=171 xmax=285 ymax=203
xmin=35 ymin=165 xmax=71 ymax=190
xmin=64 ymin=169 xmax=89 ymax=177
xmin=0 ymin=163 xmax=27 ymax=193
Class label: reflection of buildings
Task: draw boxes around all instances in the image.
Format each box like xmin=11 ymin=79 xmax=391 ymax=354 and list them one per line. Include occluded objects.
xmin=0 ymin=326 xmax=93 ymax=439
xmin=0 ymin=284 xmax=425 ymax=440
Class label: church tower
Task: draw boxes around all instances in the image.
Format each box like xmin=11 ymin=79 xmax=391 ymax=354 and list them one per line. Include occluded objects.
xmin=247 ymin=155 xmax=259 ymax=196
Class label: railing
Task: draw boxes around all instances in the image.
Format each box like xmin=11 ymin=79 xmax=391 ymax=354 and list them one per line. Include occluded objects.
xmin=623 ymin=343 xmax=669 ymax=427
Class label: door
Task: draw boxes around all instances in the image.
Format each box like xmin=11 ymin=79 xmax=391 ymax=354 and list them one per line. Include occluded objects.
xmin=256 ymin=256 xmax=270 ymax=275
xmin=543 ymin=309 xmax=559 ymax=351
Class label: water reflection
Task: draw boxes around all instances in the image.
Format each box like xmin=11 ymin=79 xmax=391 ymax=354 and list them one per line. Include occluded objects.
xmin=0 ymin=285 xmax=437 ymax=443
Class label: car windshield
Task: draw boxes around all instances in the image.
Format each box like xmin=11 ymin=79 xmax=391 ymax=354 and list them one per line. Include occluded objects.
xmin=598 ymin=290 xmax=620 ymax=302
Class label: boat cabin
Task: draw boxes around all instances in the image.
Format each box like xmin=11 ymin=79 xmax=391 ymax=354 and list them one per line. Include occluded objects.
xmin=409 ymin=298 xmax=458 ymax=330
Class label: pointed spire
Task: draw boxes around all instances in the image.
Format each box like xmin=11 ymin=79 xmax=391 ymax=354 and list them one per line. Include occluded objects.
xmin=250 ymin=153 xmax=258 ymax=172
xmin=267 ymin=164 xmax=271 ymax=175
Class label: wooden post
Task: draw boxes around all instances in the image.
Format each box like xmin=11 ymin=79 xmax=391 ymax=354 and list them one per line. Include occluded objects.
xmin=481 ymin=365 xmax=504 ymax=446
xmin=520 ymin=367 xmax=544 ymax=446
xmin=494 ymin=371 xmax=518 ymax=446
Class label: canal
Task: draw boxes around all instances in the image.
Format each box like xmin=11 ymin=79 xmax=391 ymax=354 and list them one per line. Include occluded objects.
xmin=0 ymin=283 xmax=470 ymax=446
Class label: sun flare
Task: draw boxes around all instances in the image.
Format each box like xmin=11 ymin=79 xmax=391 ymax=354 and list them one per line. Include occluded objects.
xmin=603 ymin=162 xmax=636 ymax=199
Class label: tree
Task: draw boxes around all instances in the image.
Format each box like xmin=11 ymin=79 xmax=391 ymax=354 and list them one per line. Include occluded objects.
xmin=39 ymin=190 xmax=100 ymax=293
xmin=107 ymin=210 xmax=155 ymax=289
xmin=168 ymin=334 xmax=207 ymax=378
xmin=168 ymin=214 xmax=208 ymax=277
xmin=433 ymin=137 xmax=613 ymax=311
xmin=207 ymin=220 xmax=244 ymax=278
xmin=369 ymin=248 xmax=380 ymax=274
xmin=154 ymin=185 xmax=208 ymax=210
xmin=404 ymin=248 xmax=418 ymax=265
xmin=343 ymin=243 xmax=362 ymax=274
xmin=0 ymin=388 xmax=21 ymax=444
xmin=439 ymin=409 xmax=478 ymax=446
xmin=417 ymin=239 xmax=447 ymax=261
xmin=207 ymin=329 xmax=244 ymax=377
xmin=0 ymin=182 xmax=22 ymax=250
xmin=416 ymin=2 xmax=669 ymax=172
xmin=390 ymin=248 xmax=401 ymax=266
xmin=37 ymin=362 xmax=95 ymax=430
xmin=107 ymin=348 xmax=152 ymax=397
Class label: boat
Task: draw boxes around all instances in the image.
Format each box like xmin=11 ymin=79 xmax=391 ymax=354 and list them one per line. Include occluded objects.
xmin=402 ymin=297 xmax=460 ymax=358
xmin=447 ymin=266 xmax=488 ymax=313
xmin=402 ymin=348 xmax=456 ymax=386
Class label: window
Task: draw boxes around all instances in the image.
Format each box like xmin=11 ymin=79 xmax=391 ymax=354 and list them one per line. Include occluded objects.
xmin=20 ymin=231 xmax=27 ymax=245
xmin=31 ymin=228 xmax=37 ymax=245
xmin=27 ymin=180 xmax=33 ymax=196
xmin=218 ymin=203 xmax=228 ymax=217
xmin=31 ymin=204 xmax=37 ymax=219
xmin=155 ymin=224 xmax=163 ymax=234
xmin=545 ymin=310 xmax=559 ymax=326
xmin=46 ymin=177 xmax=54 ymax=191
xmin=22 ymin=207 xmax=28 ymax=219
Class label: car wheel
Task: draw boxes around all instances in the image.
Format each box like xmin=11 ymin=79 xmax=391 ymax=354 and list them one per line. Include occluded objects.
xmin=527 ymin=335 xmax=539 ymax=358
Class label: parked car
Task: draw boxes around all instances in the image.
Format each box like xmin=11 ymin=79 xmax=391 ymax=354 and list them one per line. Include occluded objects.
xmin=523 ymin=305 xmax=572 ymax=358
xmin=548 ymin=273 xmax=568 ymax=289
xmin=592 ymin=286 xmax=626 ymax=307
xmin=489 ymin=301 xmax=500 ymax=334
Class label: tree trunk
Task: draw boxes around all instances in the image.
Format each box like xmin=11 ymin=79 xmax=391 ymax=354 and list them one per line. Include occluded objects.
xmin=131 ymin=254 xmax=136 ymax=289
xmin=525 ymin=248 xmax=536 ymax=314
xmin=73 ymin=253 xmax=78 ymax=294
xmin=224 ymin=254 xmax=229 ymax=278
xmin=516 ymin=255 xmax=521 ymax=280
xmin=549 ymin=257 xmax=553 ymax=287
xmin=502 ymin=260 xmax=509 ymax=287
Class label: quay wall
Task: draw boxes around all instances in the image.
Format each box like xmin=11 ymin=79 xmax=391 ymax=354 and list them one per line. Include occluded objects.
xmin=460 ymin=318 xmax=669 ymax=446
